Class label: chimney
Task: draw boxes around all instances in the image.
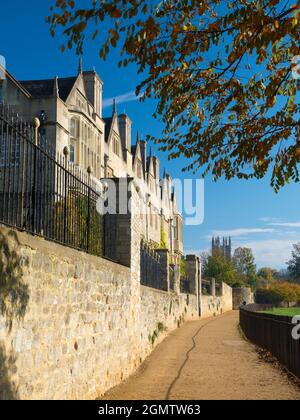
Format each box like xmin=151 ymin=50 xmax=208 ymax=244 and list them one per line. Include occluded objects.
xmin=118 ymin=114 xmax=132 ymax=154
xmin=82 ymin=71 xmax=103 ymax=118
xmin=153 ymin=156 xmax=160 ymax=180
xmin=139 ymin=140 xmax=147 ymax=175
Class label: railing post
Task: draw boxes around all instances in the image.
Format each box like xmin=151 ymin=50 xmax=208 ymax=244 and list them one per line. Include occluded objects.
xmin=185 ymin=255 xmax=200 ymax=295
xmin=32 ymin=117 xmax=40 ymax=234
xmin=156 ymin=249 xmax=170 ymax=292
xmin=87 ymin=166 xmax=93 ymax=253
xmin=63 ymin=146 xmax=69 ymax=244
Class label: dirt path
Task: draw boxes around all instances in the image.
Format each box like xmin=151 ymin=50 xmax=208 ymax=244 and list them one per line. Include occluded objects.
xmin=102 ymin=311 xmax=300 ymax=400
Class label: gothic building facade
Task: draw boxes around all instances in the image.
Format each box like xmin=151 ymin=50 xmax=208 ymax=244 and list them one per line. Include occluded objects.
xmin=0 ymin=63 xmax=183 ymax=264
xmin=212 ymin=236 xmax=232 ymax=260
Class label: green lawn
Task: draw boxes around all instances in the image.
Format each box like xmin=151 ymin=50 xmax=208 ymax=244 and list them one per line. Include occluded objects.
xmin=259 ymin=308 xmax=300 ymax=317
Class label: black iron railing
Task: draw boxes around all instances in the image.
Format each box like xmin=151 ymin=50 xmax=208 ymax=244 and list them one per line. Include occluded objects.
xmin=180 ymin=276 xmax=190 ymax=294
xmin=0 ymin=104 xmax=105 ymax=258
xmin=140 ymin=240 xmax=162 ymax=290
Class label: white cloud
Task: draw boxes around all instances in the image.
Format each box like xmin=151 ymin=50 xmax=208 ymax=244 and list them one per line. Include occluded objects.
xmin=259 ymin=217 xmax=285 ymax=223
xmin=102 ymin=90 xmax=143 ymax=109
xmin=234 ymin=239 xmax=295 ymax=269
xmin=183 ymin=247 xmax=209 ymax=257
xmin=210 ymin=228 xmax=276 ymax=238
xmin=267 ymin=221 xmax=300 ymax=228
xmin=189 ymin=239 xmax=295 ymax=268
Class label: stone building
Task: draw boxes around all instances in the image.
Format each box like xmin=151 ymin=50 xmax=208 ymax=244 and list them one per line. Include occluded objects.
xmin=212 ymin=236 xmax=232 ymax=260
xmin=0 ymin=63 xmax=183 ymax=263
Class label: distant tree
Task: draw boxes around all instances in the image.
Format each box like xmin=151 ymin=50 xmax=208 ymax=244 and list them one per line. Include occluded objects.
xmin=180 ymin=258 xmax=186 ymax=277
xmin=203 ymin=250 xmax=242 ymax=287
xmin=200 ymin=251 xmax=210 ymax=276
xmin=287 ymin=242 xmax=300 ymax=283
xmin=275 ymin=268 xmax=292 ymax=282
xmin=257 ymin=267 xmax=278 ymax=284
xmin=48 ymin=1 xmax=300 ymax=191
xmin=233 ymin=247 xmax=258 ymax=288
xmin=256 ymin=281 xmax=300 ymax=305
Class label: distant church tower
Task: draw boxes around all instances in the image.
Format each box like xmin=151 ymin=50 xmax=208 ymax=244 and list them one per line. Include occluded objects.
xmin=212 ymin=236 xmax=232 ymax=260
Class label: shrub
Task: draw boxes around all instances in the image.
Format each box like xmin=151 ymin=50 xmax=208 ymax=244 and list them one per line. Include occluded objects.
xmin=256 ymin=282 xmax=300 ymax=305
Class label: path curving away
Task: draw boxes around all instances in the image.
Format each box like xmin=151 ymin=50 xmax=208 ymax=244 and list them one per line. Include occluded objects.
xmin=101 ymin=311 xmax=300 ymax=400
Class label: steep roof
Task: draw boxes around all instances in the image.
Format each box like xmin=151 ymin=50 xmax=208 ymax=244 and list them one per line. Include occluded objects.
xmin=20 ymin=77 xmax=77 ymax=101
xmin=0 ymin=64 xmax=31 ymax=98
xmin=103 ymin=99 xmax=119 ymax=143
xmin=103 ymin=117 xmax=113 ymax=143
xmin=131 ymin=144 xmax=137 ymax=156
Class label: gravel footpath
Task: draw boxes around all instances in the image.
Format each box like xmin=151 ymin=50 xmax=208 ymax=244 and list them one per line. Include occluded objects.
xmin=101 ymin=311 xmax=300 ymax=400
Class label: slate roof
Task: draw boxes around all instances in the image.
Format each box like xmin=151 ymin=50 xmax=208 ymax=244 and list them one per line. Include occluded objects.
xmin=20 ymin=77 xmax=77 ymax=102
xmin=103 ymin=117 xmax=113 ymax=143
xmin=131 ymin=144 xmax=137 ymax=156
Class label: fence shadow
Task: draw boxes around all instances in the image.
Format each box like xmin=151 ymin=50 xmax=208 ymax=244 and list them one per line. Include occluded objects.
xmin=0 ymin=228 xmax=30 ymax=400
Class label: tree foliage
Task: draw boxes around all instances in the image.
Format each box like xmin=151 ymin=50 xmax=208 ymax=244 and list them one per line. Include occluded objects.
xmin=257 ymin=266 xmax=277 ymax=281
xmin=256 ymin=281 xmax=300 ymax=305
xmin=202 ymin=249 xmax=242 ymax=287
xmin=48 ymin=1 xmax=300 ymax=190
xmin=55 ymin=192 xmax=104 ymax=256
xmin=287 ymin=242 xmax=300 ymax=282
xmin=233 ymin=246 xmax=258 ymax=287
xmin=160 ymin=226 xmax=168 ymax=249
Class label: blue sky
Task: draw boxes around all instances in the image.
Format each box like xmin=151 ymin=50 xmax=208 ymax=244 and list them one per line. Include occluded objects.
xmin=1 ymin=0 xmax=299 ymax=269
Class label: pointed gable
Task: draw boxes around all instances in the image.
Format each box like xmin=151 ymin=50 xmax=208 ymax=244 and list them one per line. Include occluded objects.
xmin=147 ymin=148 xmax=156 ymax=188
xmin=132 ymin=140 xmax=142 ymax=165
xmin=105 ymin=115 xmax=119 ymax=145
xmin=132 ymin=140 xmax=144 ymax=179
xmin=147 ymin=155 xmax=155 ymax=180
xmin=104 ymin=106 xmax=121 ymax=145
xmin=65 ymin=73 xmax=88 ymax=104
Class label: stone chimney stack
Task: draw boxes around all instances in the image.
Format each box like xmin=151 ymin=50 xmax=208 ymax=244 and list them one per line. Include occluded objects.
xmin=82 ymin=71 xmax=103 ymax=118
xmin=153 ymin=156 xmax=160 ymax=181
xmin=118 ymin=114 xmax=132 ymax=153
xmin=139 ymin=140 xmax=147 ymax=175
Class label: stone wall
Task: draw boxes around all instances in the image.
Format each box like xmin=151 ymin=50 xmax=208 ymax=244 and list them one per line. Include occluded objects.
xmin=0 ymin=224 xmax=198 ymax=400
xmin=232 ymin=287 xmax=254 ymax=310
xmin=200 ymin=282 xmax=233 ymax=319
xmin=0 ymin=225 xmax=135 ymax=400
xmin=0 ymin=180 xmax=233 ymax=400
xmin=140 ymin=286 xmax=198 ymax=359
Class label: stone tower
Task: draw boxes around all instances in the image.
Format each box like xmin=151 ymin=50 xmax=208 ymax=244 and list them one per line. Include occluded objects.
xmin=212 ymin=236 xmax=231 ymax=260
